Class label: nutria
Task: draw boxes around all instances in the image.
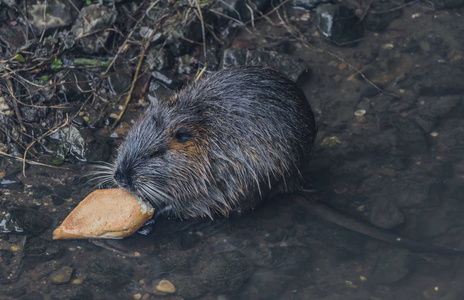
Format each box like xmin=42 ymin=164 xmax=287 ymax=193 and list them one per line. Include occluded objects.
xmin=108 ymin=66 xmax=316 ymax=219
xmin=96 ymin=65 xmax=462 ymax=254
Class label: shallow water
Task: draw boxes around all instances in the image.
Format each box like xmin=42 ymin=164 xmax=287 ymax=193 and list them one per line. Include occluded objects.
xmin=2 ymin=3 xmax=464 ymax=300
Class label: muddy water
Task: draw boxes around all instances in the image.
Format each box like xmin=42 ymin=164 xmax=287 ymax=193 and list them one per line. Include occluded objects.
xmin=2 ymin=4 xmax=464 ymax=300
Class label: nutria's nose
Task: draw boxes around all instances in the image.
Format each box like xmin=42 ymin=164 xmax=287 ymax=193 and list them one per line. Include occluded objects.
xmin=114 ymin=168 xmax=133 ymax=189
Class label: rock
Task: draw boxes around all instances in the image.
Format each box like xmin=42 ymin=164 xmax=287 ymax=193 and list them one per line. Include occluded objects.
xmin=0 ymin=235 xmax=27 ymax=284
xmin=222 ymin=48 xmax=248 ymax=67
xmin=359 ymin=83 xmax=381 ymax=98
xmin=1 ymin=0 xmax=17 ymax=8
xmin=5 ymin=207 xmax=53 ymax=236
xmin=198 ymin=250 xmax=253 ymax=294
xmin=414 ymin=65 xmax=464 ymax=96
xmin=71 ymin=4 xmax=117 ymax=54
xmin=26 ymin=0 xmax=73 ymax=32
xmin=428 ymin=95 xmax=464 ymax=119
xmin=316 ymin=4 xmax=364 ymax=46
xmin=151 ymin=70 xmax=183 ymax=91
xmin=146 ymin=48 xmax=174 ymax=71
xmin=0 ymin=174 xmax=25 ymax=192
xmin=0 ymin=26 xmax=27 ymax=54
xmin=364 ymin=2 xmax=402 ymax=32
xmin=369 ymin=200 xmax=404 ymax=229
xmin=410 ymin=112 xmax=437 ymax=134
xmin=377 ymin=113 xmax=429 ymax=154
xmin=49 ymin=266 xmax=73 ymax=284
xmin=22 ymin=237 xmax=64 ymax=269
xmin=0 ymin=96 xmax=13 ymax=116
xmin=47 ymin=125 xmax=110 ymax=162
xmin=400 ymin=39 xmax=421 ymax=54
xmin=169 ymin=274 xmax=206 ymax=299
xmin=222 ymin=48 xmax=307 ymax=82
xmin=369 ymin=249 xmax=414 ymax=284
xmin=108 ymin=70 xmax=132 ymax=95
xmin=20 ymin=105 xmax=49 ymax=123
xmin=155 ymin=279 xmax=176 ymax=293
xmin=387 ymin=180 xmax=428 ymax=207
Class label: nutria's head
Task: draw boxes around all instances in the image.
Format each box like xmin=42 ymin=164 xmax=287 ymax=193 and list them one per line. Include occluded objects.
xmin=100 ymin=66 xmax=316 ymax=219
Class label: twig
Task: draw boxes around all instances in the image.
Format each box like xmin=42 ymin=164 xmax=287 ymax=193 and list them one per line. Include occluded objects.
xmin=104 ymin=0 xmax=162 ymax=77
xmin=192 ymin=0 xmax=207 ymax=62
xmin=7 ymin=79 xmax=24 ymax=131
xmin=0 ymin=150 xmax=71 ymax=171
xmin=110 ymin=8 xmax=170 ymax=130
xmin=22 ymin=114 xmax=70 ymax=176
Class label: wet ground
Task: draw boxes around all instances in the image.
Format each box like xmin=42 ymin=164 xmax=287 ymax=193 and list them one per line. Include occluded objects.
xmin=2 ymin=1 xmax=464 ymax=299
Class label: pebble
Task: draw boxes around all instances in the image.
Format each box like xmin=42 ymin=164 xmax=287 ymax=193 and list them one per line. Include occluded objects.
xmin=49 ymin=266 xmax=73 ymax=284
xmin=0 ymin=96 xmax=14 ymax=116
xmin=10 ymin=245 xmax=21 ymax=252
xmin=354 ymin=109 xmax=366 ymax=117
xmin=156 ymin=279 xmax=176 ymax=293
xmin=71 ymin=278 xmax=83 ymax=285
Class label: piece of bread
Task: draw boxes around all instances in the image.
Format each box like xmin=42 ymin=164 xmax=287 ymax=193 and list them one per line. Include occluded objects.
xmin=53 ymin=188 xmax=154 ymax=239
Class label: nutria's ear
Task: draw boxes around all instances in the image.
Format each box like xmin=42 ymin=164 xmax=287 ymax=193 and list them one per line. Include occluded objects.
xmin=174 ymin=126 xmax=192 ymax=143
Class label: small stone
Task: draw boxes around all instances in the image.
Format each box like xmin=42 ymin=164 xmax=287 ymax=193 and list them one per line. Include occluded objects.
xmin=370 ymin=249 xmax=414 ymax=284
xmin=156 ymin=279 xmax=176 ymax=294
xmin=321 ymin=136 xmax=341 ymax=147
xmin=133 ymin=293 xmax=142 ymax=300
xmin=10 ymin=245 xmax=21 ymax=252
xmin=49 ymin=266 xmax=73 ymax=284
xmin=364 ymin=1 xmax=402 ymax=32
xmin=369 ymin=200 xmax=404 ymax=229
xmin=0 ymin=97 xmax=14 ymax=116
xmin=316 ymin=4 xmax=364 ymax=46
xmin=354 ymin=109 xmax=366 ymax=117
xmin=27 ymin=0 xmax=73 ymax=32
xmin=70 ymin=4 xmax=117 ymax=54
xmin=72 ymin=278 xmax=83 ymax=285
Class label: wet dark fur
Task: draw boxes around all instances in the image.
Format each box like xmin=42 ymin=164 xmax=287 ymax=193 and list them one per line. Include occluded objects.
xmin=105 ymin=66 xmax=317 ymax=219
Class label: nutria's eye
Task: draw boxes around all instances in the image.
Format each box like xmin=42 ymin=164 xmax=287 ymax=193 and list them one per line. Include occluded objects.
xmin=174 ymin=127 xmax=192 ymax=143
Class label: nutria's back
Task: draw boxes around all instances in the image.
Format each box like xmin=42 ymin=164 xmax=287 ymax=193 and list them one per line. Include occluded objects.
xmin=110 ymin=66 xmax=317 ymax=219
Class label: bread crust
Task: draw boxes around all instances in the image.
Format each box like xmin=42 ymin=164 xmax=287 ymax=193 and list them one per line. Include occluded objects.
xmin=53 ymin=188 xmax=154 ymax=239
